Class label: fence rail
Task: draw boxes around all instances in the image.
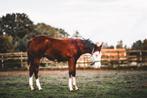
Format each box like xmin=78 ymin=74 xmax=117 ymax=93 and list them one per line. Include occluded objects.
xmin=1 ymin=49 xmax=147 ymax=69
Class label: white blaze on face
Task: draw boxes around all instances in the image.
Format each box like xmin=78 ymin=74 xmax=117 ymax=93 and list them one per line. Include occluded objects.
xmin=92 ymin=51 xmax=102 ymax=68
xmin=92 ymin=51 xmax=102 ymax=62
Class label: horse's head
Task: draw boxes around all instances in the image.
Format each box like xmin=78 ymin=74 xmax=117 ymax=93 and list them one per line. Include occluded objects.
xmin=82 ymin=39 xmax=103 ymax=54
xmin=91 ymin=42 xmax=103 ymax=64
xmin=93 ymin=42 xmax=103 ymax=53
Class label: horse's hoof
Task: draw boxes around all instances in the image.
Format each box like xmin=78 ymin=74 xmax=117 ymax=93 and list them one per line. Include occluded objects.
xmin=75 ymin=88 xmax=79 ymax=91
xmin=30 ymin=88 xmax=35 ymax=91
xmin=69 ymin=89 xmax=74 ymax=92
xmin=38 ymin=88 xmax=42 ymax=91
xmin=73 ymin=86 xmax=79 ymax=91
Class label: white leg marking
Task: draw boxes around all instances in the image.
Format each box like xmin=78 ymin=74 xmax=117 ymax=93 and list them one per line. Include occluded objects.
xmin=72 ymin=77 xmax=79 ymax=90
xmin=29 ymin=76 xmax=34 ymax=90
xmin=36 ymin=78 xmax=42 ymax=90
xmin=68 ymin=77 xmax=73 ymax=91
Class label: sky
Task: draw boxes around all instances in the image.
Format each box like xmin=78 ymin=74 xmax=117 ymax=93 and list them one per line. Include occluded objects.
xmin=0 ymin=0 xmax=147 ymax=47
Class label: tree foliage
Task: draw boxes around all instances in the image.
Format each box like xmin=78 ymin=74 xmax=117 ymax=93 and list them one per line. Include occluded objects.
xmin=34 ymin=23 xmax=56 ymax=36
xmin=132 ymin=40 xmax=143 ymax=50
xmin=34 ymin=23 xmax=69 ymax=38
xmin=0 ymin=13 xmax=34 ymax=38
xmin=56 ymin=28 xmax=69 ymax=37
xmin=0 ymin=13 xmax=35 ymax=52
xmin=131 ymin=39 xmax=147 ymax=50
xmin=72 ymin=31 xmax=82 ymax=38
xmin=116 ymin=40 xmax=123 ymax=48
xmin=0 ymin=35 xmax=14 ymax=52
xmin=142 ymin=39 xmax=147 ymax=50
xmin=0 ymin=13 xmax=69 ymax=52
xmin=102 ymin=42 xmax=114 ymax=49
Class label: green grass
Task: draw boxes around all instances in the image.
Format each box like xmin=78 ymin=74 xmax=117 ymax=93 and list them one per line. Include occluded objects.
xmin=0 ymin=70 xmax=147 ymax=98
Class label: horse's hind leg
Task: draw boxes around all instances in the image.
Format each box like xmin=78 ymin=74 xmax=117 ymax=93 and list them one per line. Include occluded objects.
xmin=29 ymin=64 xmax=35 ymax=90
xmin=34 ymin=58 xmax=42 ymax=90
xmin=68 ymin=58 xmax=79 ymax=91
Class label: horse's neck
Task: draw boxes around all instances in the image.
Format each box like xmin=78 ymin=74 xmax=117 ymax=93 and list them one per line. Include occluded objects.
xmin=80 ymin=47 xmax=93 ymax=55
xmin=76 ymin=39 xmax=94 ymax=55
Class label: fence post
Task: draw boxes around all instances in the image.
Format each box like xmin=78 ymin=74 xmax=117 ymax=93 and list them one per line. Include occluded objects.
xmin=1 ymin=55 xmax=4 ymax=69
xmin=20 ymin=52 xmax=23 ymax=68
xmin=139 ymin=50 xmax=142 ymax=67
xmin=83 ymin=55 xmax=86 ymax=68
xmin=117 ymin=50 xmax=120 ymax=67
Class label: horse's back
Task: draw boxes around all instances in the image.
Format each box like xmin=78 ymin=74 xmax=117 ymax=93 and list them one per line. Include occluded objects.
xmin=28 ymin=36 xmax=50 ymax=52
xmin=27 ymin=36 xmax=78 ymax=58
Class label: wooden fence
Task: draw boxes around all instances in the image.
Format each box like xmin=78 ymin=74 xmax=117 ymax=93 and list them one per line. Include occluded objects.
xmin=101 ymin=49 xmax=127 ymax=65
xmin=127 ymin=50 xmax=147 ymax=66
xmin=0 ymin=52 xmax=27 ymax=69
xmin=1 ymin=49 xmax=147 ymax=69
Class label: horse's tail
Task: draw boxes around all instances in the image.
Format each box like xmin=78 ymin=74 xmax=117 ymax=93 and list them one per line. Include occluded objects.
xmin=27 ymin=40 xmax=33 ymax=66
xmin=27 ymin=52 xmax=32 ymax=66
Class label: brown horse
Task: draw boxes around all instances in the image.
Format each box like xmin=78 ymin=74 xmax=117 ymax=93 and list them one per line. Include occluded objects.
xmin=27 ymin=36 xmax=102 ymax=91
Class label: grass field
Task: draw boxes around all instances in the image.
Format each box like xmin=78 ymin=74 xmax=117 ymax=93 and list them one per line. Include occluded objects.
xmin=0 ymin=69 xmax=147 ymax=98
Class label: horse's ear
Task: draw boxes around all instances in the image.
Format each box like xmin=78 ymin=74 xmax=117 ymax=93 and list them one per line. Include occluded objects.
xmin=96 ymin=42 xmax=103 ymax=51
xmin=99 ymin=42 xmax=103 ymax=48
xmin=96 ymin=42 xmax=103 ymax=47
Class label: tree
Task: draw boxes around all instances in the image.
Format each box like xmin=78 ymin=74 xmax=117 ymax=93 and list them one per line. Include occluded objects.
xmin=131 ymin=40 xmax=143 ymax=50
xmin=143 ymin=39 xmax=147 ymax=50
xmin=0 ymin=13 xmax=35 ymax=52
xmin=0 ymin=13 xmax=69 ymax=52
xmin=0 ymin=35 xmax=14 ymax=52
xmin=102 ymin=42 xmax=114 ymax=49
xmin=116 ymin=40 xmax=123 ymax=48
xmin=34 ymin=23 xmax=55 ymax=36
xmin=34 ymin=23 xmax=69 ymax=38
xmin=72 ymin=31 xmax=82 ymax=38
xmin=56 ymin=28 xmax=69 ymax=37
xmin=0 ymin=13 xmax=34 ymax=38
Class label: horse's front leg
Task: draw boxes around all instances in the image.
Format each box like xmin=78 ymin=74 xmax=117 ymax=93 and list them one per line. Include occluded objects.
xmin=29 ymin=64 xmax=35 ymax=91
xmin=68 ymin=58 xmax=79 ymax=91
xmin=34 ymin=65 xmax=42 ymax=90
xmin=29 ymin=58 xmax=42 ymax=91
xmin=34 ymin=58 xmax=42 ymax=90
xmin=68 ymin=72 xmax=79 ymax=91
xmin=72 ymin=77 xmax=78 ymax=90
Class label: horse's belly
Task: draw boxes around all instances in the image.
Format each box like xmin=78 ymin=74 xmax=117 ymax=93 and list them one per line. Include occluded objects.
xmin=46 ymin=55 xmax=68 ymax=62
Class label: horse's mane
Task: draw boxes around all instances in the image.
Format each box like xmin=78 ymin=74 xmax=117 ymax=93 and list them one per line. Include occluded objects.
xmin=82 ymin=39 xmax=95 ymax=49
